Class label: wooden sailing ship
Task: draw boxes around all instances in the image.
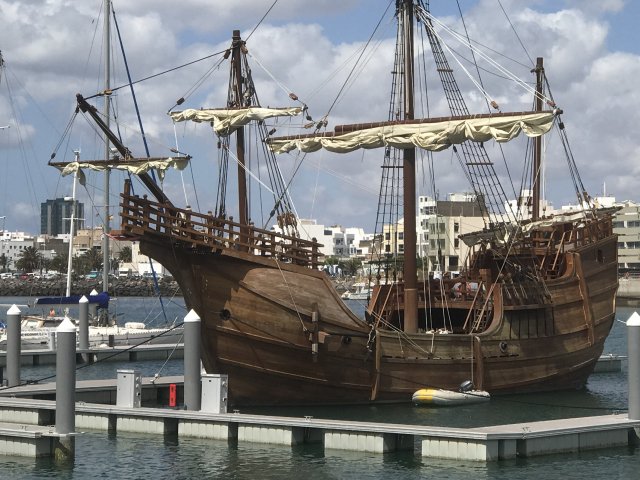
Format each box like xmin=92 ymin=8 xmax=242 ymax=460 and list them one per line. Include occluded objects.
xmin=67 ymin=0 xmax=616 ymax=406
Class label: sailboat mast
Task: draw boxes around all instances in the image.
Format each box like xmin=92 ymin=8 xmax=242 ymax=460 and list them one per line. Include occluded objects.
xmin=102 ymin=0 xmax=111 ymax=292
xmin=401 ymin=0 xmax=418 ymax=333
xmin=232 ymin=30 xmax=249 ymax=250
xmin=66 ymin=151 xmax=80 ymax=298
xmin=532 ymin=57 xmax=544 ymax=221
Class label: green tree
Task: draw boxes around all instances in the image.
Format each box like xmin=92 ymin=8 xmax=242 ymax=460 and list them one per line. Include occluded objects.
xmin=0 ymin=253 xmax=8 ymax=273
xmin=75 ymin=248 xmax=103 ymax=275
xmin=118 ymin=246 xmax=132 ymax=263
xmin=110 ymin=257 xmax=120 ymax=274
xmin=338 ymin=257 xmax=362 ymax=277
xmin=51 ymin=253 xmax=68 ymax=274
xmin=39 ymin=257 xmax=53 ymax=274
xmin=15 ymin=246 xmax=41 ymax=273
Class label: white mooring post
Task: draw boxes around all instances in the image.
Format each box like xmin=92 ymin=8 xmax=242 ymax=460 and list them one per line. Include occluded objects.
xmin=89 ymin=289 xmax=99 ymax=322
xmin=6 ymin=304 xmax=21 ymax=387
xmin=628 ymin=311 xmax=640 ymax=420
xmin=54 ymin=315 xmax=76 ymax=461
xmin=78 ymin=296 xmax=89 ymax=362
xmin=184 ymin=309 xmax=202 ymax=411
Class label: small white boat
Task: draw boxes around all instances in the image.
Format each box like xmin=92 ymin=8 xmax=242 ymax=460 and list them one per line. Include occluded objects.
xmin=412 ymin=388 xmax=490 ymax=406
xmin=0 ymin=315 xmax=183 ymax=350
xmin=343 ymin=281 xmax=373 ymax=300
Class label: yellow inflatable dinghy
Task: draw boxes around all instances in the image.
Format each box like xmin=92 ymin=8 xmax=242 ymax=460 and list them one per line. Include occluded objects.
xmin=412 ymin=388 xmax=490 ymax=406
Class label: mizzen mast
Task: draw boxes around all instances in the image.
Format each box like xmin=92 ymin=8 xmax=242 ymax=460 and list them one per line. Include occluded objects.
xmin=532 ymin=57 xmax=544 ymax=221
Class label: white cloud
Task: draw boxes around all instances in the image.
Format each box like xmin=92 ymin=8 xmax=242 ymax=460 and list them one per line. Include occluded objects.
xmin=565 ymin=0 xmax=625 ymax=14
xmin=0 ymin=0 xmax=639 ymax=233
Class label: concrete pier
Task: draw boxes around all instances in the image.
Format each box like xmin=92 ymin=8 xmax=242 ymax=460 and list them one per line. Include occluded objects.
xmin=0 ymin=395 xmax=637 ymax=461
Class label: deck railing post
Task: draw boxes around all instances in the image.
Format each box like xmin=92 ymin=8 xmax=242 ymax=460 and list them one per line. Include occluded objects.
xmin=207 ymin=211 xmax=214 ymax=244
xmin=270 ymin=232 xmax=276 ymax=258
xmin=312 ymin=238 xmax=319 ymax=268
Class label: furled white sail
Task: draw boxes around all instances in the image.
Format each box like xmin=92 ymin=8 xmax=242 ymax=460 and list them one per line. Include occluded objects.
xmin=267 ymin=111 xmax=556 ymax=154
xmin=169 ymin=107 xmax=302 ymax=136
xmin=55 ymin=157 xmax=189 ymax=184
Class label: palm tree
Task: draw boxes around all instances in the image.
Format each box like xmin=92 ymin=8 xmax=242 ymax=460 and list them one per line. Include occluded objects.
xmin=0 ymin=253 xmax=8 ymax=273
xmin=338 ymin=257 xmax=362 ymax=277
xmin=51 ymin=253 xmax=68 ymax=274
xmin=118 ymin=246 xmax=132 ymax=263
xmin=86 ymin=248 xmax=103 ymax=272
xmin=75 ymin=248 xmax=103 ymax=275
xmin=110 ymin=257 xmax=120 ymax=274
xmin=15 ymin=246 xmax=41 ymax=273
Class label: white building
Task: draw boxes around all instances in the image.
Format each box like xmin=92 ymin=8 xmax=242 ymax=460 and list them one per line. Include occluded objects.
xmin=130 ymin=242 xmax=168 ymax=277
xmin=610 ymin=199 xmax=640 ymax=273
xmin=0 ymin=231 xmax=36 ymax=271
xmin=378 ymin=194 xmax=486 ymax=273
xmin=504 ymin=189 xmax=556 ymax=220
xmin=277 ymin=219 xmax=373 ymax=259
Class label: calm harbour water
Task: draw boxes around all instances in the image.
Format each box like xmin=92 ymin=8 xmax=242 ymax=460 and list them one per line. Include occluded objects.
xmin=0 ymin=297 xmax=638 ymax=478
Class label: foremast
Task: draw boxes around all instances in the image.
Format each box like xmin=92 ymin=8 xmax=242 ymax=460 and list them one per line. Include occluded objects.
xmin=231 ymin=30 xmax=250 ymax=251
xmin=169 ymin=30 xmax=303 ymax=240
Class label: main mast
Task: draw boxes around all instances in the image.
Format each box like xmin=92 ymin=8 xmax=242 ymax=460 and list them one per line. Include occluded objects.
xmin=102 ymin=0 xmax=111 ymax=292
xmin=401 ymin=0 xmax=418 ymax=333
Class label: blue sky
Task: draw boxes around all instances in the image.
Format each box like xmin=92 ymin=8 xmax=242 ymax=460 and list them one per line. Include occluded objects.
xmin=1 ymin=0 xmax=639 ymax=234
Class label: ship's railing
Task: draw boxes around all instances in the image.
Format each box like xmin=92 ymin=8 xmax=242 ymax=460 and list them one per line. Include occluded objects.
xmin=507 ymin=214 xmax=613 ymax=279
xmin=526 ymin=214 xmax=613 ymax=253
xmin=119 ymin=181 xmax=322 ymax=268
xmin=369 ymin=277 xmax=486 ymax=314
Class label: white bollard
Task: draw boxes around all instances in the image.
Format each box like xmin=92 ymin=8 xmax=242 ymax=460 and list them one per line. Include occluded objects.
xmin=54 ymin=315 xmax=76 ymax=461
xmin=628 ymin=311 xmax=640 ymax=420
xmin=6 ymin=305 xmax=21 ymax=387
xmin=55 ymin=316 xmax=76 ymax=434
xmin=78 ymin=295 xmax=89 ymax=350
xmin=89 ymin=289 xmax=99 ymax=322
xmin=184 ymin=309 xmax=202 ymax=411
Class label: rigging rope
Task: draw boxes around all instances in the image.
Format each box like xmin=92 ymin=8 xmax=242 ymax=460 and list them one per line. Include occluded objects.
xmin=245 ymin=0 xmax=280 ymax=41
xmin=322 ymin=0 xmax=395 ymax=120
xmin=84 ymin=50 xmax=228 ymax=101
xmin=497 ymin=0 xmax=535 ymax=67
xmin=420 ymin=9 xmax=554 ymax=106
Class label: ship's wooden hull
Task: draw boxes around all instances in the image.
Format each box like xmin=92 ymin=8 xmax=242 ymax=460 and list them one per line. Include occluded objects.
xmin=139 ymin=231 xmax=617 ymax=406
